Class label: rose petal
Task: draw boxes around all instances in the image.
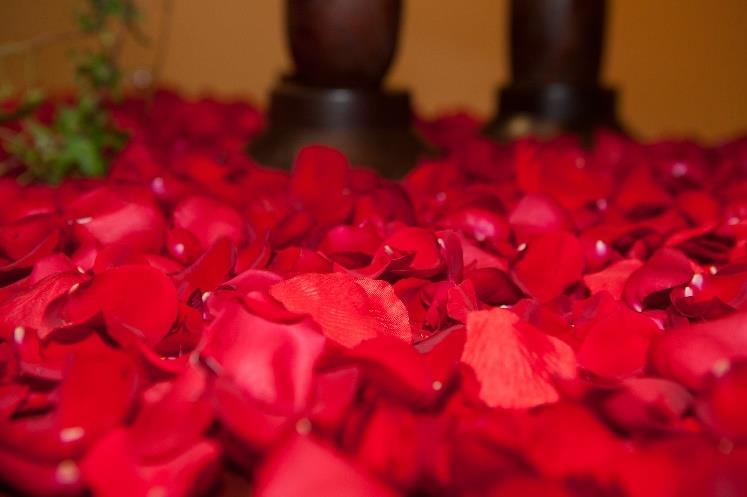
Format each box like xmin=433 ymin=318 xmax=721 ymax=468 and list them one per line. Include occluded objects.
xmin=255 ymin=434 xmax=398 ymax=497
xmin=511 ymin=231 xmax=584 ymax=302
xmin=173 ymin=195 xmax=245 ymax=250
xmin=622 ymin=248 xmax=693 ymax=311
xmin=201 ymin=301 xmax=324 ymax=413
xmin=270 ymin=273 xmax=412 ymax=348
xmin=461 ymin=308 xmax=577 ymax=408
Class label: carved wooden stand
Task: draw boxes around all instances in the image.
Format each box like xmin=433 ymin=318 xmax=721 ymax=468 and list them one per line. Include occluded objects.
xmin=485 ymin=0 xmax=624 ymax=141
xmin=248 ymin=0 xmax=430 ymax=178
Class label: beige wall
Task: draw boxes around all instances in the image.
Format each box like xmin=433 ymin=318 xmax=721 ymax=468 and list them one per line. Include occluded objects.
xmin=1 ymin=0 xmax=746 ymax=142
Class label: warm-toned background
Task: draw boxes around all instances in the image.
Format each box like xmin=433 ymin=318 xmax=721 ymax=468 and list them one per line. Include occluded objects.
xmin=1 ymin=0 xmax=746 ymax=142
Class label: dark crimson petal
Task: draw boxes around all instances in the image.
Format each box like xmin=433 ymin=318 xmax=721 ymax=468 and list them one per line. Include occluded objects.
xmin=650 ymin=311 xmax=747 ymax=390
xmin=511 ymin=231 xmax=584 ymax=302
xmin=466 ymin=267 xmax=523 ymax=306
xmin=576 ymin=302 xmax=659 ymax=379
xmin=487 ymin=476 xmax=574 ymax=497
xmin=0 ymin=384 xmax=27 ymax=419
xmin=201 ymin=301 xmax=324 ymax=413
xmin=695 ymin=360 xmax=747 ymax=439
xmin=671 ymin=267 xmax=747 ymax=319
xmin=173 ymin=195 xmax=245 ymax=250
xmin=270 ymin=273 xmax=412 ymax=348
xmin=254 ymin=434 xmax=399 ymax=497
xmin=603 ymin=377 xmax=693 ymax=432
xmin=0 ymin=449 xmax=84 ymax=497
xmin=623 ymin=248 xmax=694 ymax=311
xmin=0 ymin=271 xmax=87 ymax=341
xmin=461 ymin=308 xmax=577 ymax=408
xmin=172 ymin=237 xmax=236 ymax=299
xmin=80 ymin=429 xmax=221 ymax=497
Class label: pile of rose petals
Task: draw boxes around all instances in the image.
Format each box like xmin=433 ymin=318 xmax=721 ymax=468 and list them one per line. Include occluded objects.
xmin=1 ymin=91 xmax=747 ymax=497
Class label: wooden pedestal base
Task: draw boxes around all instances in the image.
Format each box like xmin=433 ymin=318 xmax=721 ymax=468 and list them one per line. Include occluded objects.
xmin=248 ymin=80 xmax=431 ymax=178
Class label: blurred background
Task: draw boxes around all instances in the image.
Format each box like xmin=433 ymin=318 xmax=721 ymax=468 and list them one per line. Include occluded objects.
xmin=1 ymin=0 xmax=745 ymax=142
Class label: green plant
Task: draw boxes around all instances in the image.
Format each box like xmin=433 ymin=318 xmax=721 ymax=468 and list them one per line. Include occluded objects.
xmin=0 ymin=0 xmax=145 ymax=184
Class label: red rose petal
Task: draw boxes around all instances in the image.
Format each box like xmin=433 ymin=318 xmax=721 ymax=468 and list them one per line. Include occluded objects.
xmin=603 ymin=377 xmax=693 ymax=432
xmin=270 ymin=273 xmax=412 ymax=348
xmin=622 ymin=248 xmax=694 ymax=311
xmin=57 ymin=348 xmax=141 ymax=443
xmin=0 ymin=449 xmax=83 ymax=497
xmin=0 ymin=271 xmax=87 ymax=341
xmin=509 ymin=193 xmax=572 ymax=242
xmin=695 ymin=360 xmax=747 ymax=439
xmin=95 ymin=265 xmax=179 ymax=346
xmin=511 ymin=231 xmax=584 ymax=302
xmin=583 ymin=259 xmax=644 ymax=300
xmin=651 ymin=311 xmax=747 ymax=390
xmin=523 ymin=402 xmax=623 ymax=479
xmin=201 ymin=301 xmax=324 ymax=413
xmin=461 ymin=308 xmax=577 ymax=408
xmin=172 ymin=237 xmax=236 ymax=299
xmin=372 ymin=227 xmax=444 ymax=278
xmin=173 ymin=195 xmax=245 ymax=250
xmin=128 ymin=366 xmax=213 ymax=461
xmin=254 ymin=434 xmax=398 ymax=497
xmin=576 ymin=302 xmax=659 ymax=379
xmin=81 ymin=429 xmax=220 ymax=497
xmin=291 ymin=145 xmax=353 ymax=227
xmin=67 ymin=187 xmax=166 ymax=250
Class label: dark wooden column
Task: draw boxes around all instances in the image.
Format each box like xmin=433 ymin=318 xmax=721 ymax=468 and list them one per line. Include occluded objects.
xmin=485 ymin=0 xmax=624 ymax=141
xmin=248 ymin=0 xmax=431 ymax=178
